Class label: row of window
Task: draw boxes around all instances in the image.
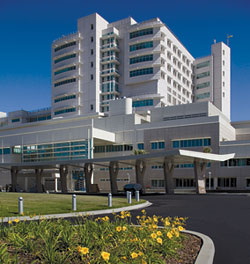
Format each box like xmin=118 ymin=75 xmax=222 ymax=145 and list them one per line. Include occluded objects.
xmin=196 ymin=71 xmax=210 ymax=79
xmin=130 ymin=41 xmax=153 ymax=52
xmin=12 ymin=118 xmax=20 ymax=123
xmin=54 ymin=53 xmax=76 ymax=64
xmin=54 ymin=107 xmax=76 ymax=115
xmin=130 ymin=28 xmax=153 ymax=39
xmin=173 ymin=138 xmax=211 ymax=148
xmin=22 ymin=140 xmax=89 ymax=162
xmin=0 ymin=148 xmax=11 ymax=155
xmin=54 ymin=41 xmax=76 ymax=52
xmin=100 ymin=178 xmax=129 ymax=182
xmin=130 ymin=54 xmax=153 ymax=65
xmin=54 ymin=94 xmax=76 ymax=103
xmin=132 ymin=99 xmax=153 ymax=108
xmin=54 ymin=78 xmax=76 ymax=87
xmin=99 ymin=167 xmax=133 ymax=171
xmin=196 ymin=82 xmax=210 ymax=90
xmin=221 ymin=159 xmax=250 ymax=167
xmin=94 ymin=144 xmax=133 ymax=153
xmin=130 ymin=67 xmax=153 ymax=77
xmin=196 ymin=92 xmax=210 ymax=100
xmin=29 ymin=115 xmax=51 ymax=123
xmin=151 ymin=141 xmax=165 ymax=150
xmin=196 ymin=61 xmax=210 ymax=69
xmin=54 ymin=66 xmax=76 ymax=76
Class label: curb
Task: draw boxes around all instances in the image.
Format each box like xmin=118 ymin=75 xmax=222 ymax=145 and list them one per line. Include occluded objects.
xmin=1 ymin=201 xmax=152 ymax=223
xmin=183 ymin=230 xmax=215 ymax=264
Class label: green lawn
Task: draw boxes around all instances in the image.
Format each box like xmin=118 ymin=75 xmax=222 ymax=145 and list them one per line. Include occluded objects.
xmin=0 ymin=193 xmax=144 ymax=217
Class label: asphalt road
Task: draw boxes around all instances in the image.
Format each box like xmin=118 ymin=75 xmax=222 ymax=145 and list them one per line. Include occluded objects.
xmin=128 ymin=194 xmax=250 ymax=264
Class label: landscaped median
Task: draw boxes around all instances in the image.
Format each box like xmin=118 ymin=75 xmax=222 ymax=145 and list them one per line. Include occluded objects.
xmin=0 ymin=193 xmax=215 ymax=263
xmin=0 ymin=192 xmax=146 ymax=218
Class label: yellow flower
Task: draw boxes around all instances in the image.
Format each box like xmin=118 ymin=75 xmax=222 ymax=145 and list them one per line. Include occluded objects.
xmin=142 ymin=259 xmax=147 ymax=264
xmin=101 ymin=251 xmax=110 ymax=261
xmin=122 ymin=226 xmax=127 ymax=231
xmin=157 ymin=237 xmax=163 ymax=245
xmin=121 ymin=256 xmax=127 ymax=260
xmin=157 ymin=231 xmax=162 ymax=236
xmin=141 ymin=209 xmax=145 ymax=214
xmin=167 ymin=232 xmax=173 ymax=239
xmin=178 ymin=226 xmax=184 ymax=231
xmin=175 ymin=231 xmax=180 ymax=237
xmin=8 ymin=220 xmax=12 ymax=224
xmin=14 ymin=218 xmax=20 ymax=223
xmin=77 ymin=246 xmax=89 ymax=255
xmin=116 ymin=226 xmax=122 ymax=232
xmin=131 ymin=252 xmax=138 ymax=259
xmin=152 ymin=224 xmax=157 ymax=229
xmin=151 ymin=233 xmax=157 ymax=239
xmin=165 ymin=220 xmax=170 ymax=226
xmin=138 ymin=251 xmax=143 ymax=256
xmin=137 ymin=215 xmax=140 ymax=219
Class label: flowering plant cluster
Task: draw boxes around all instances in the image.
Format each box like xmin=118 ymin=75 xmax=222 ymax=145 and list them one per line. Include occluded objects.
xmin=0 ymin=210 xmax=186 ymax=263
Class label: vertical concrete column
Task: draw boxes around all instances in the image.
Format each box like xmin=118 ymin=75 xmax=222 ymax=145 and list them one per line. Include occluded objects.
xmin=194 ymin=159 xmax=207 ymax=194
xmin=135 ymin=159 xmax=146 ymax=192
xmin=11 ymin=167 xmax=19 ymax=192
xmin=109 ymin=161 xmax=119 ymax=194
xmin=60 ymin=165 xmax=68 ymax=193
xmin=214 ymin=177 xmax=218 ymax=190
xmin=84 ymin=163 xmax=93 ymax=193
xmin=35 ymin=168 xmax=43 ymax=193
xmin=163 ymin=159 xmax=175 ymax=194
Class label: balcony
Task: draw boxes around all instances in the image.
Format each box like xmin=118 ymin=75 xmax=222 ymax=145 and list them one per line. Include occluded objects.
xmin=100 ymin=68 xmax=120 ymax=77
xmin=100 ymin=55 xmax=120 ymax=64
xmin=101 ymin=43 xmax=119 ymax=52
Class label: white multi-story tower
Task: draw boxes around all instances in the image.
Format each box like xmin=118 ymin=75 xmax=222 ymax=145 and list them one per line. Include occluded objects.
xmin=194 ymin=42 xmax=231 ymax=120
xmin=51 ymin=13 xmax=230 ymax=119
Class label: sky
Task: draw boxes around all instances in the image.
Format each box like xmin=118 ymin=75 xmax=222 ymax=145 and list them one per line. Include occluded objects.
xmin=0 ymin=0 xmax=250 ymax=121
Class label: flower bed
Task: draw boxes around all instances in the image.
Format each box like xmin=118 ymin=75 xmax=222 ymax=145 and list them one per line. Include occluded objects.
xmin=0 ymin=210 xmax=200 ymax=263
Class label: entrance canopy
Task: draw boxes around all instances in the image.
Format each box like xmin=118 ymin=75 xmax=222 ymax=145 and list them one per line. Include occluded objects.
xmin=0 ymin=149 xmax=235 ymax=170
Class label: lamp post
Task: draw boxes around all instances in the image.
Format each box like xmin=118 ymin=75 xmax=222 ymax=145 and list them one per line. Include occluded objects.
xmin=208 ymin=172 xmax=211 ymax=190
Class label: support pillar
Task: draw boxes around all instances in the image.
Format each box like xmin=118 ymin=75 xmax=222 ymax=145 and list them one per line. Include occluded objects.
xmin=84 ymin=163 xmax=93 ymax=193
xmin=35 ymin=168 xmax=43 ymax=193
xmin=163 ymin=159 xmax=175 ymax=194
xmin=193 ymin=159 xmax=207 ymax=194
xmin=109 ymin=161 xmax=119 ymax=194
xmin=11 ymin=167 xmax=19 ymax=192
xmin=135 ymin=159 xmax=146 ymax=192
xmin=60 ymin=165 xmax=68 ymax=193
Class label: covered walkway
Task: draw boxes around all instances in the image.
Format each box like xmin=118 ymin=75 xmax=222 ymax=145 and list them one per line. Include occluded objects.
xmin=0 ymin=150 xmax=234 ymax=194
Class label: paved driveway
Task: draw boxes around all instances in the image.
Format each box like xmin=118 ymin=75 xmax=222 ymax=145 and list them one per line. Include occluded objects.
xmin=130 ymin=194 xmax=250 ymax=264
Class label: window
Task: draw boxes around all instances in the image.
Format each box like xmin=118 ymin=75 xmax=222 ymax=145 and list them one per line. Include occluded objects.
xmin=54 ymin=107 xmax=76 ymax=115
xmin=175 ymin=179 xmax=195 ymax=188
xmin=132 ymin=99 xmax=153 ymax=107
xmin=152 ymin=180 xmax=165 ymax=188
xmin=218 ymin=178 xmax=237 ymax=187
xmin=151 ymin=141 xmax=165 ymax=150
xmin=91 ymin=24 xmax=94 ymax=30
xmin=91 ymin=36 xmax=94 ymax=42
xmin=54 ymin=41 xmax=76 ymax=52
xmin=196 ymin=92 xmax=210 ymax=100
xmin=54 ymin=53 xmax=76 ymax=64
xmin=54 ymin=66 xmax=76 ymax=75
xmin=91 ymin=74 xmax=94 ymax=80
xmin=223 ymin=60 xmax=225 ymax=66
xmin=223 ymin=50 xmax=225 ymax=55
xmin=223 ymin=82 xmax=225 ymax=87
xmin=12 ymin=118 xmax=20 ymax=123
xmin=54 ymin=94 xmax=76 ymax=103
xmin=54 ymin=78 xmax=76 ymax=87
xmin=130 ymin=68 xmax=153 ymax=77
xmin=90 ymin=104 xmax=93 ymax=110
xmin=137 ymin=143 xmax=144 ymax=150
xmin=196 ymin=61 xmax=210 ymax=69
xmin=196 ymin=72 xmax=210 ymax=79
xmin=129 ymin=41 xmax=153 ymax=52
xmin=130 ymin=28 xmax=153 ymax=39
xmin=130 ymin=54 xmax=153 ymax=64
xmin=91 ymin=49 xmax=93 ymax=55
xmin=91 ymin=62 xmax=94 ymax=68
xmin=196 ymin=82 xmax=210 ymax=89
xmin=172 ymin=138 xmax=211 ymax=148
